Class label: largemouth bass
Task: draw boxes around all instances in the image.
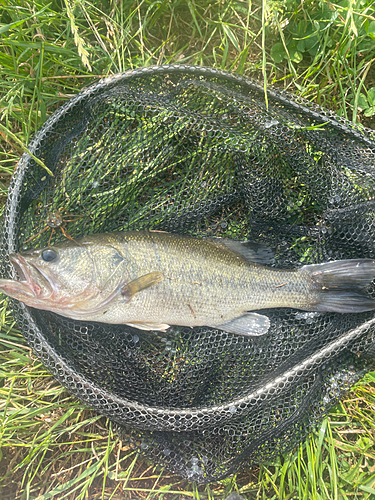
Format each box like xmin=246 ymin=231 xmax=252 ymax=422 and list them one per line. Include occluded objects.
xmin=1 ymin=231 xmax=375 ymax=337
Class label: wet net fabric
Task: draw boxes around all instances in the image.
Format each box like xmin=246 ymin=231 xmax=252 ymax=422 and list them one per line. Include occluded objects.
xmin=1 ymin=65 xmax=375 ymax=483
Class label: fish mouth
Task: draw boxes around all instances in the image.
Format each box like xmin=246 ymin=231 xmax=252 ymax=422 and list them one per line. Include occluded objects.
xmin=9 ymin=254 xmax=54 ymax=298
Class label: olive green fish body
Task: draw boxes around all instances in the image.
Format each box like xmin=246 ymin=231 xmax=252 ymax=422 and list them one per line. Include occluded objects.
xmin=89 ymin=232 xmax=308 ymax=326
xmin=1 ymin=231 xmax=375 ymax=337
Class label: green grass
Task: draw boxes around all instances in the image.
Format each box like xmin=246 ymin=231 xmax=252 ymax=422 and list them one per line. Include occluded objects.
xmin=1 ymin=0 xmax=375 ymax=498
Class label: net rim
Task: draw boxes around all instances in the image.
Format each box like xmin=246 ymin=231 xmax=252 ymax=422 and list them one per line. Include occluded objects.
xmin=20 ymin=307 xmax=375 ymax=431
xmin=3 ymin=64 xmax=375 ymax=431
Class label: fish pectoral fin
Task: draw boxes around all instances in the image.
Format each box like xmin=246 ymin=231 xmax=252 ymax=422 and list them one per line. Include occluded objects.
xmin=211 ymin=312 xmax=270 ymax=337
xmin=125 ymin=321 xmax=170 ymax=332
xmin=121 ymin=271 xmax=164 ymax=302
xmin=67 ymin=272 xmax=164 ymax=318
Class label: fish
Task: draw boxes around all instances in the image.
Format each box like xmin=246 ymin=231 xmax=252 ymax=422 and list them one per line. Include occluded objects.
xmin=1 ymin=230 xmax=375 ymax=337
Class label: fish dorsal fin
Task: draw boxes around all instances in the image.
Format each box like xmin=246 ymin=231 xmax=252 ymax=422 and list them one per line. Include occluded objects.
xmin=121 ymin=271 xmax=164 ymax=302
xmin=208 ymin=238 xmax=274 ymax=265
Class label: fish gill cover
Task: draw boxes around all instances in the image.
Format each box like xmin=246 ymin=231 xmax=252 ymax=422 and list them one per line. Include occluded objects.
xmin=1 ymin=65 xmax=375 ymax=483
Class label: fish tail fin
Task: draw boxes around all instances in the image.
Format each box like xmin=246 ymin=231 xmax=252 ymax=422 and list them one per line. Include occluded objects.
xmin=303 ymin=259 xmax=375 ymax=313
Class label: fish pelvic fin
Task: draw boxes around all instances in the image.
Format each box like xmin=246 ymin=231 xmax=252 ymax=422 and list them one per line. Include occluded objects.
xmin=211 ymin=312 xmax=270 ymax=337
xmin=121 ymin=271 xmax=164 ymax=302
xmin=125 ymin=322 xmax=170 ymax=332
xmin=304 ymin=259 xmax=375 ymax=313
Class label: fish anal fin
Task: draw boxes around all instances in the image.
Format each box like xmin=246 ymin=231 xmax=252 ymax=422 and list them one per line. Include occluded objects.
xmin=121 ymin=271 xmax=164 ymax=302
xmin=211 ymin=312 xmax=270 ymax=337
xmin=125 ymin=321 xmax=170 ymax=332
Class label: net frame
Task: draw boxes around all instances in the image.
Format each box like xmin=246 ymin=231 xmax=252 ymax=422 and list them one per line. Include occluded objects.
xmin=1 ymin=65 xmax=375 ymax=483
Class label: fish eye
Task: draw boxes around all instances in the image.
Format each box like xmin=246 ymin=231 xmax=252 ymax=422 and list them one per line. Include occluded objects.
xmin=41 ymin=248 xmax=58 ymax=262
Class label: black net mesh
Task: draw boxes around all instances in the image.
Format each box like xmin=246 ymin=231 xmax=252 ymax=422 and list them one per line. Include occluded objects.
xmin=1 ymin=65 xmax=375 ymax=483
